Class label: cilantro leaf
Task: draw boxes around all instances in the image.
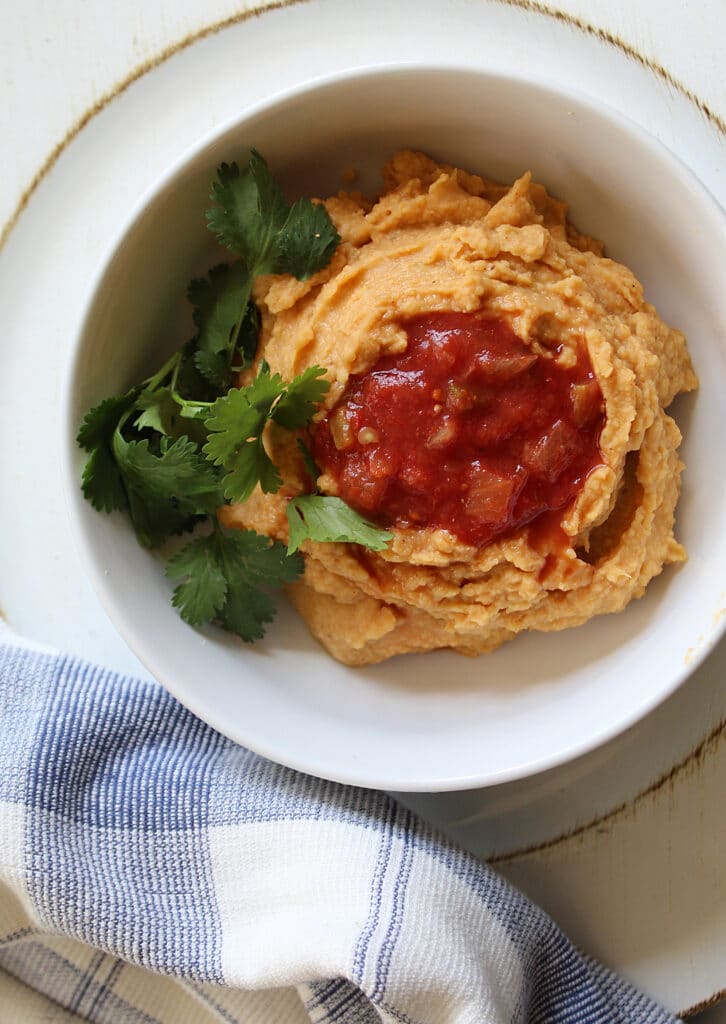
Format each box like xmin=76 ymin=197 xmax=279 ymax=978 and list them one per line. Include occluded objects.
xmin=236 ymin=300 xmax=260 ymax=366
xmin=116 ymin=435 xmax=221 ymax=512
xmin=286 ymin=496 xmax=393 ymax=554
xmin=255 ymin=441 xmax=284 ymax=495
xmin=221 ymin=580 xmax=277 ymax=642
xmin=271 ymin=366 xmax=329 ymax=429
xmin=165 ymin=526 xmax=303 ymax=642
xmin=228 ymin=527 xmax=303 ymax=586
xmin=77 ymin=392 xmax=138 ymax=451
xmin=218 ymin=436 xmax=282 ymax=504
xmin=114 ymin=434 xmax=222 ymax=547
xmin=246 ymin=149 xmax=290 ymax=272
xmin=203 ymin=364 xmax=328 ymax=503
xmin=240 ymin=361 xmax=287 ymax=412
xmin=206 ymin=151 xmax=340 ymax=282
xmin=203 ymin=381 xmax=282 ymax=503
xmin=188 ymin=262 xmax=251 ymax=387
xmin=193 ymin=350 xmax=234 ymax=391
xmin=206 ymin=154 xmax=287 ymax=273
xmin=78 ymin=391 xmax=139 ymax=513
xmin=81 ymin=444 xmax=128 ymax=513
xmin=203 ymin=387 xmax=268 ymax=470
xmin=206 ymin=162 xmax=256 ymax=257
xmin=218 ymin=529 xmax=303 ymax=641
xmin=296 ymin=439 xmax=320 ymax=485
xmin=277 ymin=199 xmax=341 ymax=280
xmin=175 ymin=342 xmax=220 ymax=405
xmin=134 ymin=387 xmax=181 ymax=436
xmin=166 ymin=535 xmax=228 ymax=625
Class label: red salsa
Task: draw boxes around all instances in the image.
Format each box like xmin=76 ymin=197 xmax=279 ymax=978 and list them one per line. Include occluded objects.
xmin=311 ymin=313 xmax=605 ymax=547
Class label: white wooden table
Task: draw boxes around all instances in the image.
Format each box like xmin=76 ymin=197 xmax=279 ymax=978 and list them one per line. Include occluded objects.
xmin=2 ymin=1 xmax=725 ymax=1017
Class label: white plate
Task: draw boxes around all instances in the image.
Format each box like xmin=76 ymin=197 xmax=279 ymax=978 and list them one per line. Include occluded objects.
xmin=62 ymin=63 xmax=726 ymax=792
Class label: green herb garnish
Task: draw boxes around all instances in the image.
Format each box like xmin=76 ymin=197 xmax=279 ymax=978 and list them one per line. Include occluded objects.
xmin=77 ymin=151 xmax=391 ymax=643
xmin=203 ymin=363 xmax=329 ymax=503
xmin=166 ymin=524 xmax=303 ymax=643
xmin=287 ymin=496 xmax=393 ymax=555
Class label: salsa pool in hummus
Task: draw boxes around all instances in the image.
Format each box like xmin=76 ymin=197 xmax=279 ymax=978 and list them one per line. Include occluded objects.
xmin=220 ymin=151 xmax=697 ymax=665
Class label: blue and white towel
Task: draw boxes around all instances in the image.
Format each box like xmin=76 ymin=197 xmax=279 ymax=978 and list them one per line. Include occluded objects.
xmin=0 ymin=630 xmax=679 ymax=1024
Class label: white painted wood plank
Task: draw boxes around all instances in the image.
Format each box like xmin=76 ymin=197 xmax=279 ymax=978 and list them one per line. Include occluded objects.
xmin=501 ymin=723 xmax=726 ymax=1013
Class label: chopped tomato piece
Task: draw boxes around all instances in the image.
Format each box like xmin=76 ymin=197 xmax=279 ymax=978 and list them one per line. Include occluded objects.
xmin=570 ymin=380 xmax=603 ymax=427
xmin=521 ymin=419 xmax=580 ymax=481
xmin=464 ymin=464 xmax=521 ymax=521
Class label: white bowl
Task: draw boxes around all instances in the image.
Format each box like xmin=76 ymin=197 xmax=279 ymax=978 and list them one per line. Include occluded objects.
xmin=63 ymin=65 xmax=726 ymax=792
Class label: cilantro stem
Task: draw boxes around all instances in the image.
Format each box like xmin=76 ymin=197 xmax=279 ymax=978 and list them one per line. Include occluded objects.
xmin=143 ymin=351 xmax=181 ymax=392
xmin=177 ymin=398 xmax=213 ymax=420
xmin=169 ymin=352 xmax=182 ymax=395
xmin=227 ymin=279 xmax=254 ymax=363
xmin=168 ymin=353 xmax=213 ymax=419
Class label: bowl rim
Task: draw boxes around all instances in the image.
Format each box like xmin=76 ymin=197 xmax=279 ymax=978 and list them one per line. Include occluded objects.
xmin=61 ymin=60 xmax=726 ymax=791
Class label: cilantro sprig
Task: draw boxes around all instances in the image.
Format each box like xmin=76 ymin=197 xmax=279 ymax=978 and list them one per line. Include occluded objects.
xmin=207 ymin=152 xmax=340 ymax=280
xmin=77 ymin=151 xmax=391 ymax=645
xmin=197 ymin=152 xmax=340 ymax=389
xmin=203 ymin=363 xmax=329 ymax=502
xmin=166 ymin=523 xmax=303 ymax=642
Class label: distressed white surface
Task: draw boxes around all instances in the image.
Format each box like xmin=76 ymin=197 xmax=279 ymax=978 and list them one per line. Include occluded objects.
xmin=2 ymin=0 xmax=726 ymax=1014
xmin=3 ymin=0 xmax=726 ymax=232
xmin=547 ymin=0 xmax=724 ymax=115
xmin=1 ymin=0 xmax=253 ymax=227
xmin=501 ymin=736 xmax=726 ymax=1015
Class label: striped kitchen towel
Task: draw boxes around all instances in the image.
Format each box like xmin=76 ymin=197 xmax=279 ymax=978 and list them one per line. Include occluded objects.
xmin=0 ymin=631 xmax=679 ymax=1024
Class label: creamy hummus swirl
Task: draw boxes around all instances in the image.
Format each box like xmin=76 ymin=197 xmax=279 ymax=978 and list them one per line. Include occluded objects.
xmin=220 ymin=151 xmax=697 ymax=665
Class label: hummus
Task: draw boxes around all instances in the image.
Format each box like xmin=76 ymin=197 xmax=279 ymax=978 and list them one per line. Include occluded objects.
xmin=219 ymin=151 xmax=697 ymax=665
